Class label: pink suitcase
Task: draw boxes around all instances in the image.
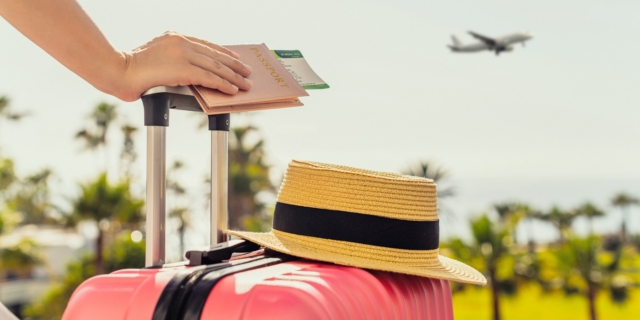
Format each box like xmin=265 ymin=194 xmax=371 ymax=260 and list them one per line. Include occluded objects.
xmin=62 ymin=86 xmax=455 ymax=320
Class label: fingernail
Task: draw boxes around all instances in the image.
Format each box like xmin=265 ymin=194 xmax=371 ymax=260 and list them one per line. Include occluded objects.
xmin=245 ymin=78 xmax=253 ymax=87
xmin=232 ymin=85 xmax=239 ymax=91
xmin=245 ymin=65 xmax=253 ymax=72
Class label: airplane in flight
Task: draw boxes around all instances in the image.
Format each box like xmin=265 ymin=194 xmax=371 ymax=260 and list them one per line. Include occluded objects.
xmin=448 ymin=31 xmax=534 ymax=55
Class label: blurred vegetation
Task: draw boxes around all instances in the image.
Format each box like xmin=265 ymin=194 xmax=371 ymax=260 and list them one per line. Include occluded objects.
xmin=0 ymin=95 xmax=638 ymax=320
xmin=227 ymin=125 xmax=276 ymax=231
xmin=167 ymin=160 xmax=191 ymax=255
xmin=442 ymin=197 xmax=640 ymax=320
xmin=1 ymin=100 xmax=279 ymax=317
xmin=23 ymin=234 xmax=145 ymax=320
xmin=0 ymin=238 xmax=43 ymax=280
xmin=612 ymin=193 xmax=639 ymax=242
xmin=0 ymin=96 xmax=28 ymax=134
xmin=66 ymin=172 xmax=144 ymax=274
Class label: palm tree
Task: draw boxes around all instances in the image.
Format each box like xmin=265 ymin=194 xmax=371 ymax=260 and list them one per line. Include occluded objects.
xmin=169 ymin=207 xmax=190 ymax=256
xmin=0 ymin=238 xmax=44 ymax=300
xmin=228 ymin=125 xmax=275 ymax=231
xmin=521 ymin=206 xmax=543 ymax=253
xmin=575 ymin=202 xmax=605 ymax=235
xmin=0 ymin=238 xmax=43 ymax=278
xmin=0 ymin=206 xmax=22 ymax=236
xmin=447 ymin=212 xmax=515 ymax=320
xmin=0 ymin=96 xmax=27 ymax=121
xmin=24 ymin=235 xmax=145 ymax=319
xmin=403 ymin=161 xmax=455 ymax=200
xmin=539 ymin=206 xmax=578 ymax=245
xmin=552 ymin=235 xmax=631 ymax=320
xmin=496 ymin=203 xmax=541 ymax=253
xmin=119 ymin=124 xmax=138 ymax=179
xmin=4 ymin=169 xmax=57 ymax=225
xmin=0 ymin=96 xmax=28 ymax=143
xmin=490 ymin=202 xmax=543 ymax=252
xmin=0 ymin=154 xmax=19 ymax=233
xmin=167 ymin=160 xmax=190 ymax=256
xmin=611 ymin=193 xmax=639 ymax=242
xmin=76 ymin=102 xmax=118 ymax=172
xmin=0 ymin=153 xmax=17 ymax=192
xmin=70 ymin=173 xmax=144 ymax=274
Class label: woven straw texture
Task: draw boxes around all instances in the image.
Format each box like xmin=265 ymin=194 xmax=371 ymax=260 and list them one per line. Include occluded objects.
xmin=228 ymin=229 xmax=487 ymax=285
xmin=229 ymin=159 xmax=487 ymax=285
xmin=277 ymin=160 xmax=438 ymax=221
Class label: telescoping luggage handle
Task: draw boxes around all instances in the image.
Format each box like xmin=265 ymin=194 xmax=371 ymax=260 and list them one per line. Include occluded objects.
xmin=141 ymin=86 xmax=229 ymax=267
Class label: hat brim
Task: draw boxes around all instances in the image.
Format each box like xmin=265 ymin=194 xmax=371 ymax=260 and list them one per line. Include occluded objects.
xmin=228 ymin=229 xmax=487 ymax=286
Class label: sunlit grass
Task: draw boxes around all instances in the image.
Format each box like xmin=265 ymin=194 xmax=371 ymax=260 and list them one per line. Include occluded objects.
xmin=453 ymin=285 xmax=640 ymax=320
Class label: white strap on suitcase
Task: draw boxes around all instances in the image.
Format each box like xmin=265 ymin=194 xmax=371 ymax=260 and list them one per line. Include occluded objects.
xmin=141 ymin=86 xmax=229 ymax=267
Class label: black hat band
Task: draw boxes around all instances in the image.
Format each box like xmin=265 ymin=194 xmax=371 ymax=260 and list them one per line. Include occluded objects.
xmin=273 ymin=202 xmax=439 ymax=251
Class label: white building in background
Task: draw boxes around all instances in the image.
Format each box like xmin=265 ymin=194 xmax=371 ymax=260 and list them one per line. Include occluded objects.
xmin=0 ymin=225 xmax=87 ymax=316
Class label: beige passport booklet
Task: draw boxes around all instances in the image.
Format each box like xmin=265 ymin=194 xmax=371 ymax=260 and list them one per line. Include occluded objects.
xmin=189 ymin=44 xmax=309 ymax=115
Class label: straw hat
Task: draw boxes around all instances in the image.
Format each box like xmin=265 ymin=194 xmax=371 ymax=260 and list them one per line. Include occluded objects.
xmin=228 ymin=160 xmax=486 ymax=285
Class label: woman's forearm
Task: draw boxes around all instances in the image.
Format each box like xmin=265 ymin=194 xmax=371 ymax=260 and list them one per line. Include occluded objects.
xmin=0 ymin=0 xmax=252 ymax=101
xmin=0 ymin=0 xmax=127 ymax=97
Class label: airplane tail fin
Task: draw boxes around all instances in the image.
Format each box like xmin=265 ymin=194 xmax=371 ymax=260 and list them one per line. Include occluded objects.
xmin=451 ymin=35 xmax=462 ymax=47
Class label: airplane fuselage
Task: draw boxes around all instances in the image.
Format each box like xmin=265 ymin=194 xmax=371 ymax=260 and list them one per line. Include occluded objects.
xmin=449 ymin=31 xmax=534 ymax=55
xmin=449 ymin=43 xmax=488 ymax=52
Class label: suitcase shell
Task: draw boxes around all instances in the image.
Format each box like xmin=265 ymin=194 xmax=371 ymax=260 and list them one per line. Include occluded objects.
xmin=62 ymin=86 xmax=455 ymax=319
xmin=63 ymin=259 xmax=454 ymax=320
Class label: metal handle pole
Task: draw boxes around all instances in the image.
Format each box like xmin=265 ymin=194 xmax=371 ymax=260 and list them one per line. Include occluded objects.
xmin=146 ymin=126 xmax=166 ymax=266
xmin=209 ymin=114 xmax=230 ymax=245
xmin=211 ymin=131 xmax=228 ymax=244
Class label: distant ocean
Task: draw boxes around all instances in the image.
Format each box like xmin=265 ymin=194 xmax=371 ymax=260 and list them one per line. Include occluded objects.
xmin=439 ymin=177 xmax=640 ymax=243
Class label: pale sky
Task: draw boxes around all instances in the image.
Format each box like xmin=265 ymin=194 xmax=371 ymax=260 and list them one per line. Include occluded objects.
xmin=1 ymin=0 xmax=639 ymax=246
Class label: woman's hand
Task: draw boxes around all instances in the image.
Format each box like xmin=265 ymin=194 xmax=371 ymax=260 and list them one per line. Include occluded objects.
xmin=0 ymin=0 xmax=251 ymax=102
xmin=118 ymin=31 xmax=253 ymax=102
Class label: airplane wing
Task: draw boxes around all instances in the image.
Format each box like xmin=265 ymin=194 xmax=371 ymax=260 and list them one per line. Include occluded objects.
xmin=468 ymin=31 xmax=497 ymax=46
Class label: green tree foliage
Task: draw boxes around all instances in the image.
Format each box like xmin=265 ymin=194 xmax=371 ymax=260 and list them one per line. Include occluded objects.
xmin=0 ymin=237 xmax=43 ymax=311
xmin=167 ymin=160 xmax=191 ymax=256
xmin=445 ymin=203 xmax=536 ymax=320
xmin=119 ymin=124 xmax=138 ymax=179
xmin=22 ymin=254 xmax=93 ymax=320
xmin=611 ymin=193 xmax=639 ymax=242
xmin=0 ymin=238 xmax=43 ymax=278
xmin=103 ymin=233 xmax=145 ymax=272
xmin=23 ymin=234 xmax=144 ymax=320
xmin=69 ymin=173 xmax=144 ymax=274
xmin=0 ymin=155 xmax=18 ymax=233
xmin=4 ymin=169 xmax=57 ymax=225
xmin=471 ymin=214 xmax=511 ymax=320
xmin=539 ymin=206 xmax=579 ymax=245
xmin=0 ymin=96 xmax=28 ymax=145
xmin=169 ymin=207 xmax=190 ymax=257
xmin=545 ymin=236 xmax=633 ymax=320
xmin=75 ymin=102 xmax=118 ymax=152
xmin=228 ymin=125 xmax=275 ymax=231
xmin=0 ymin=96 xmax=27 ymax=122
xmin=75 ymin=102 xmax=122 ymax=176
xmin=0 ymin=155 xmax=16 ymax=192
xmin=576 ymin=202 xmax=606 ymax=235
xmin=518 ymin=204 xmax=543 ymax=253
